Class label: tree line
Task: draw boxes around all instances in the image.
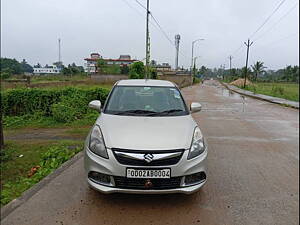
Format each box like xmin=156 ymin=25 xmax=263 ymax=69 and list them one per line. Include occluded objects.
xmin=0 ymin=57 xmax=85 ymax=79
xmin=196 ymin=62 xmax=299 ymax=83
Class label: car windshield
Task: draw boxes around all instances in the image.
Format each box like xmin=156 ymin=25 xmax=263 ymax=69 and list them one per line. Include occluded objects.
xmin=104 ymin=86 xmax=188 ymax=116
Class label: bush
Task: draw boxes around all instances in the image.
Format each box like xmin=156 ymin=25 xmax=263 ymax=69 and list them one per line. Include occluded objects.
xmin=51 ymin=92 xmax=91 ymax=122
xmin=193 ymin=77 xmax=201 ymax=84
xmin=1 ymin=87 xmax=110 ymax=117
xmin=129 ymin=62 xmax=145 ymax=79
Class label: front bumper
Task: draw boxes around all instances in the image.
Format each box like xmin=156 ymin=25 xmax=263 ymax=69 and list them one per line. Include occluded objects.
xmin=84 ymin=145 xmax=207 ymax=194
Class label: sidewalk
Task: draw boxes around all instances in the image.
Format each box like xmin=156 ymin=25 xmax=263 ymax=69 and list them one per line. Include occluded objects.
xmin=221 ymin=82 xmax=299 ymax=109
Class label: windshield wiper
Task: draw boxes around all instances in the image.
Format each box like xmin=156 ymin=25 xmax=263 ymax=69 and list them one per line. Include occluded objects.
xmin=113 ymin=109 xmax=157 ymax=115
xmin=151 ymin=109 xmax=184 ymax=116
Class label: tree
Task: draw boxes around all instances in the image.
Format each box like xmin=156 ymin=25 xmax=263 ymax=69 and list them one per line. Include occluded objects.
xmin=129 ymin=62 xmax=145 ymax=79
xmin=0 ymin=58 xmax=22 ymax=74
xmin=20 ymin=59 xmax=33 ymax=73
xmin=251 ymin=61 xmax=266 ymax=81
xmin=282 ymin=65 xmax=299 ymax=82
xmin=241 ymin=66 xmax=252 ymax=80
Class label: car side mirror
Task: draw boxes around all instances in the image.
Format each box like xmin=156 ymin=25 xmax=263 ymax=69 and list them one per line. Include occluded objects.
xmin=89 ymin=100 xmax=101 ymax=112
xmin=190 ymin=102 xmax=202 ymax=113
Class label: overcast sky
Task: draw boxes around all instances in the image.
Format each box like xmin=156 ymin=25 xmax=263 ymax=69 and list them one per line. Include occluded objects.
xmin=1 ymin=0 xmax=299 ymax=69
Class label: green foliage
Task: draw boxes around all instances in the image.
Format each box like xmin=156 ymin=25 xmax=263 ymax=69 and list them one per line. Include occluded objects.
xmin=62 ymin=63 xmax=85 ymax=75
xmin=243 ymin=82 xmax=299 ymax=101
xmin=2 ymin=87 xmax=110 ymax=117
xmin=0 ymin=144 xmax=81 ymax=205
xmin=51 ymin=92 xmax=91 ymax=123
xmin=97 ymin=59 xmax=121 ymax=74
xmin=0 ymin=71 xmax=11 ymax=79
xmin=20 ymin=59 xmax=33 ymax=73
xmin=193 ymin=77 xmax=201 ymax=84
xmin=281 ymin=65 xmax=299 ymax=83
xmin=129 ymin=62 xmax=145 ymax=79
xmin=120 ymin=65 xmax=129 ymax=74
xmin=0 ymin=58 xmax=22 ymax=75
xmin=251 ymin=61 xmax=266 ymax=81
xmin=149 ymin=67 xmax=158 ymax=79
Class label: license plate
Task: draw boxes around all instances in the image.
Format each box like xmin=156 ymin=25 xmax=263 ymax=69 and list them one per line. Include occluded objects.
xmin=126 ymin=168 xmax=171 ymax=179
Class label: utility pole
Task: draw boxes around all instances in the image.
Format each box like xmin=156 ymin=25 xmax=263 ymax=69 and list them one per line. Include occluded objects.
xmin=145 ymin=0 xmax=150 ymax=79
xmin=229 ymin=55 xmax=233 ymax=76
xmin=175 ymin=34 xmax=181 ymax=70
xmin=243 ymin=39 xmax=253 ymax=88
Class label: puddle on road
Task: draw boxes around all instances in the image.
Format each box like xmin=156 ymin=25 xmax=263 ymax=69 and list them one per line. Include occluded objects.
xmin=221 ymin=88 xmax=244 ymax=100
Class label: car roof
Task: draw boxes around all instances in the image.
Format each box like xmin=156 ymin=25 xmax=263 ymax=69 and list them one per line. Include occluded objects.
xmin=116 ymin=79 xmax=176 ymax=87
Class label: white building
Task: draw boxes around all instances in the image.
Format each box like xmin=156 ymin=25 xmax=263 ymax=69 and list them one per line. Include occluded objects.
xmin=33 ymin=65 xmax=61 ymax=74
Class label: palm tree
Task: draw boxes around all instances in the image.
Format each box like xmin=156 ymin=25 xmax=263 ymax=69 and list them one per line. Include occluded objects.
xmin=251 ymin=61 xmax=266 ymax=81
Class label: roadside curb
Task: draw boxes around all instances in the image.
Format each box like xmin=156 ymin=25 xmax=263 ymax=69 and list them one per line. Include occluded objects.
xmin=1 ymin=151 xmax=84 ymax=220
xmin=219 ymin=81 xmax=299 ymax=109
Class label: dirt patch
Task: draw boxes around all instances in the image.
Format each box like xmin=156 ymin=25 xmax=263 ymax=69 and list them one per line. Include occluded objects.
xmin=230 ymin=78 xmax=252 ymax=86
xmin=4 ymin=127 xmax=88 ymax=141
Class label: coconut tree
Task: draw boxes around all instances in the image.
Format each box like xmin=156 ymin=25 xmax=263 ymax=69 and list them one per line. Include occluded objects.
xmin=251 ymin=61 xmax=266 ymax=81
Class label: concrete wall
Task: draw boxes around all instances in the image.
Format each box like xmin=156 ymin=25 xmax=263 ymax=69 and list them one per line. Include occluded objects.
xmin=91 ymin=73 xmax=192 ymax=88
xmin=159 ymin=74 xmax=191 ymax=88
xmin=91 ymin=74 xmax=128 ymax=84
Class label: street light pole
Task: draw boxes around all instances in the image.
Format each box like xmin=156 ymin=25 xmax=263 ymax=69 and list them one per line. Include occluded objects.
xmin=191 ymin=38 xmax=204 ymax=85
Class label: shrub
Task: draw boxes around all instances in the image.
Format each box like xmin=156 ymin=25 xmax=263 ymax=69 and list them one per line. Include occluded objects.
xmin=193 ymin=77 xmax=201 ymax=84
xmin=129 ymin=62 xmax=145 ymax=79
xmin=1 ymin=87 xmax=110 ymax=117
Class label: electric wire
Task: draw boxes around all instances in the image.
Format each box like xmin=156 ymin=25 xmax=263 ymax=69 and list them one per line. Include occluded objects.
xmin=249 ymin=0 xmax=287 ymax=38
xmin=253 ymin=2 xmax=298 ymax=42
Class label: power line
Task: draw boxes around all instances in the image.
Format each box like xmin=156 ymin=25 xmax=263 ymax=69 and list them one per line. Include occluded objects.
xmin=149 ymin=13 xmax=174 ymax=46
xmin=257 ymin=32 xmax=298 ymax=47
xmin=135 ymin=0 xmax=148 ymax=11
xmin=249 ymin=0 xmax=287 ymax=38
xmin=254 ymin=2 xmax=298 ymax=42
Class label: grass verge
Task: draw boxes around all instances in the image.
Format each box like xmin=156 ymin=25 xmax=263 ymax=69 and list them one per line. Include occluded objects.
xmin=0 ymin=140 xmax=83 ymax=206
xmin=240 ymin=82 xmax=299 ymax=102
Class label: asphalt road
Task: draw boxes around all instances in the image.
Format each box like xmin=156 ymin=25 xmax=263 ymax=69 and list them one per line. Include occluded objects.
xmin=2 ymin=80 xmax=299 ymax=225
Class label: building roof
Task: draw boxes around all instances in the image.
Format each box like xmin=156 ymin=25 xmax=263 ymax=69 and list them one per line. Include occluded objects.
xmin=84 ymin=58 xmax=137 ymax=62
xmin=116 ymin=79 xmax=175 ymax=87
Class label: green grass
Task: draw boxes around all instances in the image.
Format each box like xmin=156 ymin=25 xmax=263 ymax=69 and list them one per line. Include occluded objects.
xmin=30 ymin=74 xmax=88 ymax=83
xmin=0 ymin=140 xmax=83 ymax=206
xmin=3 ymin=111 xmax=99 ymax=130
xmin=241 ymin=82 xmax=299 ymax=102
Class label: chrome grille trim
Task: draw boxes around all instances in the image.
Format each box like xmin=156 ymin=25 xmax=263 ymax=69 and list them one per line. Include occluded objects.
xmin=114 ymin=151 xmax=182 ymax=162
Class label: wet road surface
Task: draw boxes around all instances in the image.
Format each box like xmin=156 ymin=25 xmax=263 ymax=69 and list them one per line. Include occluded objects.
xmin=2 ymin=80 xmax=299 ymax=225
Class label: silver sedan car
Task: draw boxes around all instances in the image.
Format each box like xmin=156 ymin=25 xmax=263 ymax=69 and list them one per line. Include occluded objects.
xmin=84 ymin=79 xmax=207 ymax=194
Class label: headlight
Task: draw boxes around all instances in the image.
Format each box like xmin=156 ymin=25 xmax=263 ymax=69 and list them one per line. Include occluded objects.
xmin=89 ymin=125 xmax=108 ymax=159
xmin=187 ymin=127 xmax=206 ymax=160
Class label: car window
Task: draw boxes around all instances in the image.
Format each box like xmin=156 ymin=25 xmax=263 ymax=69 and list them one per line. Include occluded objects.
xmin=104 ymin=86 xmax=188 ymax=116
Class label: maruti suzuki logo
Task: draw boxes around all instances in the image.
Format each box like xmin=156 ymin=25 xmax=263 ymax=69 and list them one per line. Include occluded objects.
xmin=144 ymin=154 xmax=154 ymax=163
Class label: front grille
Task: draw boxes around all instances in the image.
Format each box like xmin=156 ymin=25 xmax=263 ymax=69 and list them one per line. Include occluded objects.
xmin=112 ymin=148 xmax=184 ymax=166
xmin=114 ymin=176 xmax=182 ymax=190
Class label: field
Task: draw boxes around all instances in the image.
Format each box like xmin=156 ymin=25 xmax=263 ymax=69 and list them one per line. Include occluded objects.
xmin=1 ymin=82 xmax=112 ymax=205
xmin=1 ymin=74 xmax=113 ymax=90
xmin=242 ymin=82 xmax=299 ymax=102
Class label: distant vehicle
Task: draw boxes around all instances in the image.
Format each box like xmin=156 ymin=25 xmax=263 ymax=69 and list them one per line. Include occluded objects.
xmin=84 ymin=79 xmax=207 ymax=194
xmin=210 ymin=78 xmax=213 ymax=80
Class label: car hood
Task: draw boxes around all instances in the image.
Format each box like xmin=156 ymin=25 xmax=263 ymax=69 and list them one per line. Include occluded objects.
xmin=96 ymin=114 xmax=197 ymax=150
